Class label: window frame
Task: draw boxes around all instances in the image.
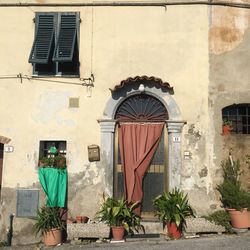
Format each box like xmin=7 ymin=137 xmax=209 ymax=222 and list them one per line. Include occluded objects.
xmin=30 ymin=12 xmax=80 ymax=77
xmin=222 ymin=104 xmax=250 ymax=134
xmin=39 ymin=140 xmax=67 ymax=159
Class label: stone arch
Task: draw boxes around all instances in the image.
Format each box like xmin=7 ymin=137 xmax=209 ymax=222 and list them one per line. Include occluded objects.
xmin=99 ymin=76 xmax=185 ymax=196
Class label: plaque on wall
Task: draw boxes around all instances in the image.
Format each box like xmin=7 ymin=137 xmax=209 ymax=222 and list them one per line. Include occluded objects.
xmin=16 ymin=189 xmax=39 ymax=218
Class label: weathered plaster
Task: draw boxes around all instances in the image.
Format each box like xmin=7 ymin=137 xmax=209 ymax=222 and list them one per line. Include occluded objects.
xmin=0 ymin=3 xmax=211 ymax=242
xmin=208 ymin=0 xmax=250 ymax=208
xmin=67 ymin=165 xmax=106 ymax=219
xmin=0 ymin=185 xmax=43 ymax=245
xmin=209 ymin=3 xmax=250 ymax=54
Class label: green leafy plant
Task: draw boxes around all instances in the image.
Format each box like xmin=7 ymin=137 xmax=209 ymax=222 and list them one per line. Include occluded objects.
xmin=217 ymin=158 xmax=250 ymax=211
xmin=96 ymin=196 xmax=144 ymax=234
xmin=39 ymin=156 xmax=54 ymax=167
xmin=54 ymin=155 xmax=66 ymax=169
xmin=203 ymin=210 xmax=232 ymax=233
xmin=0 ymin=241 xmax=8 ymax=247
xmin=39 ymin=155 xmax=66 ymax=169
xmin=223 ymin=120 xmax=232 ymax=127
xmin=33 ymin=207 xmax=65 ymax=235
xmin=153 ymin=188 xmax=195 ymax=229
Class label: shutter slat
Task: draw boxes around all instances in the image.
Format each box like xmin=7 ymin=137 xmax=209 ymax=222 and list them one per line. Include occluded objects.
xmin=53 ymin=14 xmax=77 ymax=62
xmin=29 ymin=14 xmax=55 ymax=64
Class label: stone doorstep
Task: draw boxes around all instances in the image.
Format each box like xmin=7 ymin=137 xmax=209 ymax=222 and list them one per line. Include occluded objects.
xmin=137 ymin=221 xmax=164 ymax=234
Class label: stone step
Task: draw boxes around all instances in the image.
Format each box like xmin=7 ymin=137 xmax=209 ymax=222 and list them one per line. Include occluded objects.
xmin=139 ymin=221 xmax=163 ymax=234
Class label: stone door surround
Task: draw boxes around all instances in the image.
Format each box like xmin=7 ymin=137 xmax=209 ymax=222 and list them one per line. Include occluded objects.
xmin=99 ymin=78 xmax=185 ymax=196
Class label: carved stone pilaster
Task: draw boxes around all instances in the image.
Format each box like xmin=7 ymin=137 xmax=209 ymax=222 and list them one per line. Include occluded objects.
xmin=166 ymin=120 xmax=186 ymax=190
xmin=98 ymin=120 xmax=116 ymax=196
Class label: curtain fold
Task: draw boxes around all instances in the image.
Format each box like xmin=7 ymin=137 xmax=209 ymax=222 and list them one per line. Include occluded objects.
xmin=118 ymin=122 xmax=164 ymax=214
xmin=38 ymin=168 xmax=67 ymax=207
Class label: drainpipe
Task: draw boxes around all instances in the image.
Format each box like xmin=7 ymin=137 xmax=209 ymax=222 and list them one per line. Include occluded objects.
xmin=6 ymin=214 xmax=14 ymax=246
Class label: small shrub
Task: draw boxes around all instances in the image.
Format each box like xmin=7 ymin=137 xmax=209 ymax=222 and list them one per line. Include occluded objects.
xmin=0 ymin=241 xmax=8 ymax=247
xmin=203 ymin=210 xmax=232 ymax=233
xmin=217 ymin=158 xmax=250 ymax=210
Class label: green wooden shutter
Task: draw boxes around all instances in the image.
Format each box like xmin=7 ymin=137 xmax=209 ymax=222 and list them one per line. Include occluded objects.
xmin=29 ymin=13 xmax=55 ymax=64
xmin=53 ymin=14 xmax=78 ymax=62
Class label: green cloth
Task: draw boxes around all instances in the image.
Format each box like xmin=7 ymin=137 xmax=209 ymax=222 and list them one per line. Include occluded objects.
xmin=38 ymin=168 xmax=67 ymax=207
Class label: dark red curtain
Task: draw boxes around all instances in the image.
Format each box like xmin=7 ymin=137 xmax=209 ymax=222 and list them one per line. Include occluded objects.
xmin=118 ymin=122 xmax=164 ymax=214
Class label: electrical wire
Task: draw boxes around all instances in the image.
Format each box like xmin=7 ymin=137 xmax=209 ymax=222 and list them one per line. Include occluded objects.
xmin=0 ymin=74 xmax=94 ymax=87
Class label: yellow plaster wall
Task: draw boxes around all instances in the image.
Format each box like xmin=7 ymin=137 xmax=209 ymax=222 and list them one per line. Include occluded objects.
xmin=0 ymin=5 xmax=209 ymax=188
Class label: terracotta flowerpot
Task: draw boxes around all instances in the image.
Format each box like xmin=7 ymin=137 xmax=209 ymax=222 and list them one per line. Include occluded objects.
xmin=76 ymin=215 xmax=82 ymax=223
xmin=248 ymin=211 xmax=250 ymax=227
xmin=166 ymin=223 xmax=182 ymax=239
xmin=43 ymin=228 xmax=62 ymax=246
xmin=76 ymin=215 xmax=89 ymax=223
xmin=111 ymin=226 xmax=125 ymax=241
xmin=228 ymin=208 xmax=250 ymax=229
xmin=67 ymin=218 xmax=75 ymax=224
xmin=81 ymin=216 xmax=89 ymax=223
xmin=222 ymin=125 xmax=232 ymax=135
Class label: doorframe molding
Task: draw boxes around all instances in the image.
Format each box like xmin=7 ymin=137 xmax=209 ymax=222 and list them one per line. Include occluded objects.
xmin=99 ymin=83 xmax=185 ymax=196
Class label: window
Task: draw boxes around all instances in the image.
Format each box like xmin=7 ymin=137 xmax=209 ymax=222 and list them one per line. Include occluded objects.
xmin=222 ymin=104 xmax=250 ymax=134
xmin=39 ymin=141 xmax=67 ymax=159
xmin=29 ymin=13 xmax=80 ymax=76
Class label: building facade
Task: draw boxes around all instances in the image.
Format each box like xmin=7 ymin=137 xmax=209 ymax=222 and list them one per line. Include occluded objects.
xmin=0 ymin=0 xmax=249 ymax=244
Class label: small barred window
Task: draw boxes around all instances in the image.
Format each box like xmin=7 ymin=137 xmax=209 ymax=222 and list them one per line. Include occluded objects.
xmin=222 ymin=104 xmax=250 ymax=134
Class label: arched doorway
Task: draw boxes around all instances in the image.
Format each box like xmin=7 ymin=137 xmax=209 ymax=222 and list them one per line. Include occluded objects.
xmin=99 ymin=76 xmax=185 ymax=212
xmin=114 ymin=94 xmax=169 ymax=218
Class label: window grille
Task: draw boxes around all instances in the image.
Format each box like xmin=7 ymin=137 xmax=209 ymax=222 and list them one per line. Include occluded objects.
xmin=222 ymin=104 xmax=250 ymax=134
xmin=39 ymin=141 xmax=67 ymax=158
xmin=115 ymin=94 xmax=168 ymax=121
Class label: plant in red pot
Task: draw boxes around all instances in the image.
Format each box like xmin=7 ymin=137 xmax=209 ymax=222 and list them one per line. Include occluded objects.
xmin=96 ymin=196 xmax=144 ymax=241
xmin=222 ymin=120 xmax=233 ymax=135
xmin=217 ymin=158 xmax=250 ymax=229
xmin=33 ymin=207 xmax=66 ymax=246
xmin=153 ymin=188 xmax=195 ymax=239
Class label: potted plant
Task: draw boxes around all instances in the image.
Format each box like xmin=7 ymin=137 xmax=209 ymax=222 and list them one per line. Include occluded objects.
xmin=222 ymin=120 xmax=233 ymax=135
xmin=39 ymin=155 xmax=66 ymax=169
xmin=33 ymin=207 xmax=65 ymax=246
xmin=153 ymin=188 xmax=195 ymax=239
xmin=96 ymin=196 xmax=144 ymax=240
xmin=217 ymin=158 xmax=250 ymax=228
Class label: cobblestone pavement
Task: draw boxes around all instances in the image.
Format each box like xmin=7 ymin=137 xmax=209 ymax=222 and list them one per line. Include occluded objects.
xmin=1 ymin=232 xmax=250 ymax=250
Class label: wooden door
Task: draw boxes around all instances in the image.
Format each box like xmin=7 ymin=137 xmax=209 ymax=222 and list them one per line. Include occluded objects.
xmin=114 ymin=126 xmax=168 ymax=219
xmin=113 ymin=94 xmax=169 ymax=219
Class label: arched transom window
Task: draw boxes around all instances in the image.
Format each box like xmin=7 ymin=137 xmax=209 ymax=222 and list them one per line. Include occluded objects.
xmin=115 ymin=94 xmax=168 ymax=121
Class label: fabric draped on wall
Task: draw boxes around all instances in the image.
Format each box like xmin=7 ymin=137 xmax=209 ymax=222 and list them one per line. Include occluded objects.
xmin=38 ymin=168 xmax=67 ymax=207
xmin=118 ymin=122 xmax=164 ymax=214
